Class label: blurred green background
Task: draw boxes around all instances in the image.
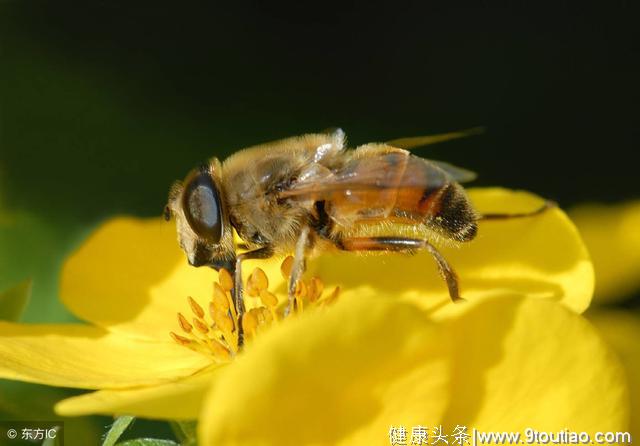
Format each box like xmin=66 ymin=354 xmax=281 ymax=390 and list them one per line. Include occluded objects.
xmin=1 ymin=1 xmax=638 ymax=443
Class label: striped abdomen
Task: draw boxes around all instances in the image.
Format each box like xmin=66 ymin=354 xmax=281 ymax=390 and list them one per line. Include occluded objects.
xmin=315 ymin=147 xmax=478 ymax=242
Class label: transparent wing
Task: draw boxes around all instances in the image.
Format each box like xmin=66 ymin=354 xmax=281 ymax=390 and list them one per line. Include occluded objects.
xmin=386 ymin=126 xmax=484 ymax=150
xmin=430 ymin=160 xmax=477 ymax=183
xmin=278 ymin=146 xmax=457 ymax=202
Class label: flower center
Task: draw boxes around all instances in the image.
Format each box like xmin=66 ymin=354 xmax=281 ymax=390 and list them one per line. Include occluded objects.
xmin=170 ymin=256 xmax=340 ymax=361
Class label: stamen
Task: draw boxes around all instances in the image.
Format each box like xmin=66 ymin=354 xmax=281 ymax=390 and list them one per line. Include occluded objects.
xmin=322 ymin=286 xmax=341 ymax=306
xmin=294 ymin=280 xmax=307 ymax=299
xmin=249 ymin=268 xmax=269 ymax=291
xmin=258 ymin=306 xmax=273 ymax=324
xmin=294 ymin=280 xmax=307 ymax=312
xmin=193 ymin=317 xmax=210 ymax=334
xmin=246 ymin=268 xmax=269 ymax=297
xmin=259 ymin=289 xmax=278 ymax=307
xmin=187 ymin=296 xmax=205 ymax=318
xmin=242 ymin=311 xmax=259 ymax=338
xmin=245 ymin=282 xmax=259 ymax=298
xmin=209 ymin=340 xmax=231 ymax=360
xmin=307 ymin=277 xmax=324 ymax=302
xmin=218 ymin=268 xmax=234 ymax=292
xmin=212 ymin=283 xmax=229 ymax=312
xmin=219 ymin=269 xmax=238 ymax=324
xmin=177 ymin=313 xmax=193 ymax=333
xmin=170 ymin=331 xmax=191 ymax=346
xmin=212 ymin=308 xmax=234 ymax=334
xmin=171 ymin=258 xmax=340 ymax=360
xmin=172 ymin=292 xmax=234 ymax=360
xmin=280 ymin=256 xmax=294 ymax=279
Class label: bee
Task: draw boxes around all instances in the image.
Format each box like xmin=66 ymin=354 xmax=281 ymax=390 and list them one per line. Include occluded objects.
xmin=165 ymin=129 xmax=549 ymax=340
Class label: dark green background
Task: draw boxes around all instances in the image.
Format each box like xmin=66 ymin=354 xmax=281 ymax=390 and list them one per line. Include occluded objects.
xmin=1 ymin=1 xmax=638 ymax=443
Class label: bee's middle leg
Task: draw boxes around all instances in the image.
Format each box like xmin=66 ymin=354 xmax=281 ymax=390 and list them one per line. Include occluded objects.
xmin=335 ymin=236 xmax=462 ymax=303
xmin=286 ymin=226 xmax=311 ymax=316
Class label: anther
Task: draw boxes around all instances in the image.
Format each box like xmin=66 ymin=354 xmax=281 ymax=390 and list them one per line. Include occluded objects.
xmin=245 ymin=282 xmax=259 ymax=298
xmin=294 ymin=280 xmax=307 ymax=299
xmin=173 ymin=263 xmax=338 ymax=359
xmin=177 ymin=313 xmax=193 ymax=333
xmin=248 ymin=307 xmax=266 ymax=326
xmin=259 ymin=306 xmax=273 ymax=324
xmin=218 ymin=268 xmax=234 ymax=292
xmin=193 ymin=317 xmax=210 ymax=334
xmin=213 ymin=309 xmax=234 ymax=334
xmin=322 ymin=286 xmax=341 ymax=306
xmin=241 ymin=311 xmax=259 ymax=337
xmin=208 ymin=302 xmax=216 ymax=322
xmin=188 ymin=296 xmax=205 ymax=318
xmin=249 ymin=268 xmax=269 ymax=291
xmin=212 ymin=283 xmax=229 ymax=312
xmin=307 ymin=277 xmax=324 ymax=302
xmin=259 ymin=289 xmax=278 ymax=307
xmin=209 ymin=340 xmax=231 ymax=360
xmin=170 ymin=331 xmax=192 ymax=346
xmin=281 ymin=256 xmax=294 ymax=279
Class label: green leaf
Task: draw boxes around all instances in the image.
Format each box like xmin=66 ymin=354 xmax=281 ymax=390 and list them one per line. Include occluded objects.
xmin=0 ymin=279 xmax=32 ymax=321
xmin=116 ymin=440 xmax=179 ymax=446
xmin=102 ymin=416 xmax=135 ymax=446
xmin=169 ymin=420 xmax=197 ymax=446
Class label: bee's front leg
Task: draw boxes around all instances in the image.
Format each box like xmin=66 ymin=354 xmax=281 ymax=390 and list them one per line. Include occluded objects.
xmin=286 ymin=226 xmax=311 ymax=317
xmin=233 ymin=246 xmax=273 ymax=347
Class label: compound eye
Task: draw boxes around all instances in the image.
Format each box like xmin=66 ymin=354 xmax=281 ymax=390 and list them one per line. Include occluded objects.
xmin=182 ymin=171 xmax=223 ymax=243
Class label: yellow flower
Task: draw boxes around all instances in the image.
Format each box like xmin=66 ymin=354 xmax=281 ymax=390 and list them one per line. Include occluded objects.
xmin=589 ymin=310 xmax=640 ymax=442
xmin=571 ymin=201 xmax=640 ymax=303
xmin=0 ymin=188 xmax=629 ymax=445
xmin=571 ymin=201 xmax=640 ymax=441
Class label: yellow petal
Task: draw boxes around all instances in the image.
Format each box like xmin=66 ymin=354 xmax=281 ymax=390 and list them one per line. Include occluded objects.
xmin=588 ymin=310 xmax=640 ymax=440
xmin=0 ymin=322 xmax=210 ymax=389
xmin=55 ymin=366 xmax=221 ymax=419
xmin=199 ymin=294 xmax=452 ymax=445
xmin=60 ymin=217 xmax=282 ymax=341
xmin=443 ymin=297 xmax=629 ymax=433
xmin=571 ymin=201 xmax=640 ymax=303
xmin=199 ymin=294 xmax=627 ymax=445
xmin=309 ymin=188 xmax=593 ymax=317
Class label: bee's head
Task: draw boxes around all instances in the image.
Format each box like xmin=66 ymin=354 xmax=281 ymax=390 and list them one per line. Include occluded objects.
xmin=165 ymin=159 xmax=235 ymax=268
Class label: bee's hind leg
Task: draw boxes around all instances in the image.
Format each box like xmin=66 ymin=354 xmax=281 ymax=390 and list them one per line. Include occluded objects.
xmin=335 ymin=236 xmax=463 ymax=303
xmin=286 ymin=226 xmax=311 ymax=317
xmin=479 ymin=200 xmax=557 ymax=220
